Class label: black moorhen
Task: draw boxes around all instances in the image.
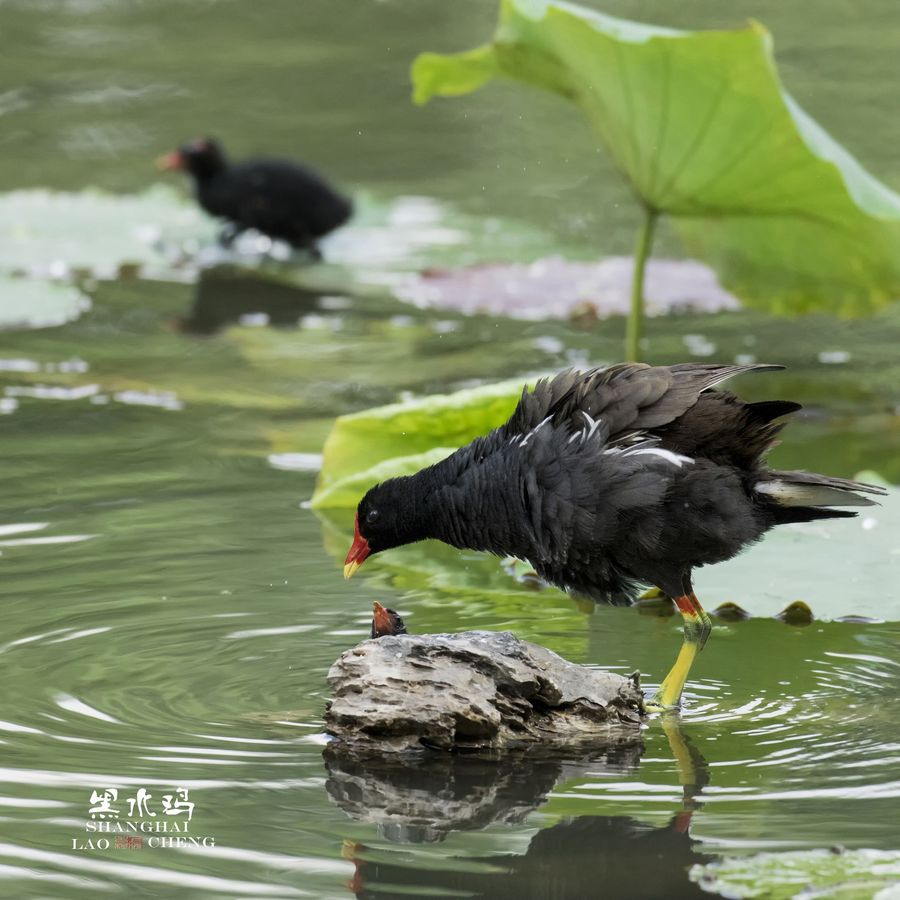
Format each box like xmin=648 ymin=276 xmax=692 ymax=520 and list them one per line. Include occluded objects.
xmin=157 ymin=137 xmax=353 ymax=253
xmin=344 ymin=363 xmax=885 ymax=709
xmin=370 ymin=601 xmax=407 ymax=638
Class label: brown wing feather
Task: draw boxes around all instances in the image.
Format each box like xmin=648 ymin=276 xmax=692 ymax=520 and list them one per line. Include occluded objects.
xmin=503 ymin=364 xmax=784 ymax=451
xmin=653 ymin=391 xmax=799 ymax=468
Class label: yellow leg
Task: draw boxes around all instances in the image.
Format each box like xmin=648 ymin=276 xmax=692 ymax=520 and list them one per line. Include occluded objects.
xmin=651 ymin=592 xmax=711 ymax=711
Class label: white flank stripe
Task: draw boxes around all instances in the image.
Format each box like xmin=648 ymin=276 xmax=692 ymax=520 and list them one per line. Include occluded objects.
xmin=580 ymin=411 xmax=604 ymax=440
xmin=518 ymin=415 xmax=553 ymax=448
xmin=629 ymin=447 xmax=694 ymax=467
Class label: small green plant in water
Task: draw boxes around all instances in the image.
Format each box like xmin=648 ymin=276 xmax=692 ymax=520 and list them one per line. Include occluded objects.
xmin=411 ymin=0 xmax=900 ymax=361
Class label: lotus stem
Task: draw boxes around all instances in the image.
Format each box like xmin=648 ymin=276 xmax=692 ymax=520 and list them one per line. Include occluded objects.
xmin=626 ymin=208 xmax=658 ymax=362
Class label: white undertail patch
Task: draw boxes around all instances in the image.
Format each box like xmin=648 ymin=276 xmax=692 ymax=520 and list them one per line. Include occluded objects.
xmin=755 ymin=480 xmax=877 ymax=507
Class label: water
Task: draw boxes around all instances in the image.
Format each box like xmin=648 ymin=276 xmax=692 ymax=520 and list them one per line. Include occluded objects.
xmin=1 ymin=0 xmax=900 ymax=897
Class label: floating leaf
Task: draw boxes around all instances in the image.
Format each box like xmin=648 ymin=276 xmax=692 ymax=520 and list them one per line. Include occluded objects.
xmin=322 ymin=193 xmax=563 ymax=276
xmin=0 ymin=186 xmax=215 ymax=276
xmin=412 ymin=0 xmax=900 ymax=344
xmin=0 ymin=276 xmax=92 ymax=330
xmin=691 ymin=847 xmax=900 ymax=899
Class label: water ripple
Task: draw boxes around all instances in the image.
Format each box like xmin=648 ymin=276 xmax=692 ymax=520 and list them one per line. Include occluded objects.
xmin=54 ymin=694 xmax=121 ymax=725
xmin=0 ymin=842 xmax=309 ymax=896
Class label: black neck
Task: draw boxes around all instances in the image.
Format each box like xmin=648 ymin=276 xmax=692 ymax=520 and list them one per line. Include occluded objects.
xmin=404 ymin=442 xmax=531 ymax=559
xmin=188 ymin=153 xmax=227 ymax=181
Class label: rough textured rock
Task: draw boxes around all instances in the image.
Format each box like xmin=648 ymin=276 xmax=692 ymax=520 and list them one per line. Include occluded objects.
xmin=324 ymin=630 xmax=645 ymax=754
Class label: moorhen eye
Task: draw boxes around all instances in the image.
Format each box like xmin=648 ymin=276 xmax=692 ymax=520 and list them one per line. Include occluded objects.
xmin=366 ymin=509 xmax=380 ymax=525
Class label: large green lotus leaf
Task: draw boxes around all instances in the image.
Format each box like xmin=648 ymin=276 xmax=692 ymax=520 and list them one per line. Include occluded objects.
xmin=412 ymin=0 xmax=900 ymax=316
xmin=312 ymin=377 xmax=528 ymax=502
xmin=690 ymin=848 xmax=900 ymax=899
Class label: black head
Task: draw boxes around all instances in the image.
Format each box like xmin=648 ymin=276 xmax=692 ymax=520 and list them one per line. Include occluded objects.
xmin=370 ymin=601 xmax=407 ymax=638
xmin=157 ymin=137 xmax=227 ymax=179
xmin=344 ymin=478 xmax=422 ymax=578
xmin=342 ymin=445 xmax=480 ymax=579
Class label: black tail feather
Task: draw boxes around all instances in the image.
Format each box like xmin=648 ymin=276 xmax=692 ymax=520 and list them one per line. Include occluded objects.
xmin=746 ymin=400 xmax=802 ymax=423
xmin=772 ymin=506 xmax=858 ymax=525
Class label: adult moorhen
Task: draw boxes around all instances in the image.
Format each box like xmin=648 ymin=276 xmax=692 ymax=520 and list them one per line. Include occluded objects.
xmin=344 ymin=363 xmax=885 ymax=709
xmin=157 ymin=137 xmax=353 ymax=254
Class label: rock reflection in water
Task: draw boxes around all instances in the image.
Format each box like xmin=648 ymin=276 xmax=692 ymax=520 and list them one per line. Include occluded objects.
xmin=325 ymin=739 xmax=643 ymax=843
xmin=329 ymin=719 xmax=710 ymax=899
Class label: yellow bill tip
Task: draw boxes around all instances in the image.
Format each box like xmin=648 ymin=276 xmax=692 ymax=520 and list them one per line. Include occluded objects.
xmin=343 ymin=561 xmax=361 ymax=580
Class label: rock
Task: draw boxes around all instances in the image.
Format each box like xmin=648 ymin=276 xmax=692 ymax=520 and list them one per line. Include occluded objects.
xmin=324 ymin=630 xmax=645 ymax=754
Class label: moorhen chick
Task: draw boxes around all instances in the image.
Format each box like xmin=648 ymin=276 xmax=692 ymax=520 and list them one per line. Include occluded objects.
xmin=157 ymin=137 xmax=353 ymax=254
xmin=370 ymin=601 xmax=407 ymax=638
xmin=344 ymin=363 xmax=885 ymax=709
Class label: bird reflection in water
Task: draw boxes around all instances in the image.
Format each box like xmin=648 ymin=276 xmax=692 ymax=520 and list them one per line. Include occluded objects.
xmin=174 ymin=266 xmax=333 ymax=335
xmin=328 ymin=717 xmax=710 ymax=899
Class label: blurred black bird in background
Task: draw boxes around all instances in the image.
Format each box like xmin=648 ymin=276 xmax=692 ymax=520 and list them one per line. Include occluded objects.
xmin=157 ymin=136 xmax=353 ymax=255
xmin=345 ymin=363 xmax=886 ymax=709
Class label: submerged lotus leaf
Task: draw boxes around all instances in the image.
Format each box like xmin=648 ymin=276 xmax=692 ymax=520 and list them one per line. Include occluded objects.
xmin=396 ymin=256 xmax=740 ymax=319
xmin=690 ymin=847 xmax=900 ymax=898
xmin=412 ymin=0 xmax=900 ymax=316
